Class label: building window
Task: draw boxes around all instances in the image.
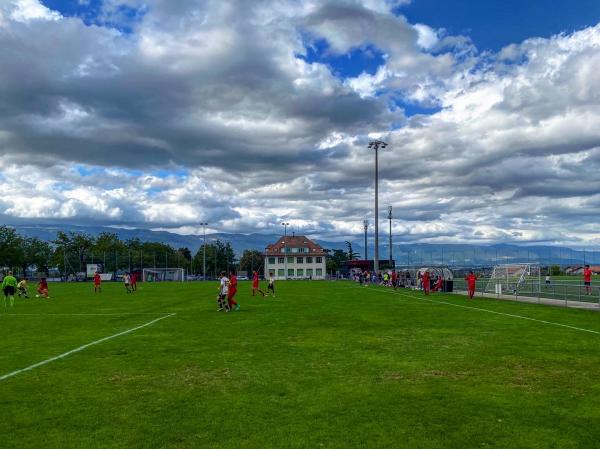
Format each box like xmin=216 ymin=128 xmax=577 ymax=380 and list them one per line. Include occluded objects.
xmin=288 ymin=268 xmax=294 ymax=277
xmin=306 ymin=268 xmax=313 ymax=277
xmin=291 ymin=247 xmax=298 ymax=253
xmin=297 ymin=269 xmax=304 ymax=277
xmin=269 ymin=270 xmax=275 ymax=277
xmin=316 ymin=257 xmax=323 ymax=263
xmin=316 ymin=268 xmax=323 ymax=276
xmin=278 ymin=257 xmax=284 ymax=264
xmin=277 ymin=269 xmax=285 ymax=277
xmin=306 ymin=257 xmax=312 ymax=263
xmin=268 ymin=257 xmax=275 ymax=264
xmin=297 ymin=257 xmax=303 ymax=264
xmin=287 ymin=256 xmax=294 ymax=264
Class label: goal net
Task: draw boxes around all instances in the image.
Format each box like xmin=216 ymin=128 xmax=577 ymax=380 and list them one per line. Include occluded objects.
xmin=485 ymin=264 xmax=540 ymax=294
xmin=142 ymin=268 xmax=185 ymax=282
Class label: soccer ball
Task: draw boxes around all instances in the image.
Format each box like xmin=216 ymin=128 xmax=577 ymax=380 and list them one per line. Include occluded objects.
xmin=35 ymin=294 xmax=40 ymax=298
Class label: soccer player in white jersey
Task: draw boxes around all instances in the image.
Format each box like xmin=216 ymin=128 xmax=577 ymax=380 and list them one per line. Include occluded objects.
xmin=217 ymin=271 xmax=230 ymax=312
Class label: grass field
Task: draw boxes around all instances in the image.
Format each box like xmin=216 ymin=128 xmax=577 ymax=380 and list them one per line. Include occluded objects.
xmin=1 ymin=281 xmax=600 ymax=449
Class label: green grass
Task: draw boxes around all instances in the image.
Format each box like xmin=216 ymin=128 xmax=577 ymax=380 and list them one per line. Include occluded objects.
xmin=1 ymin=281 xmax=600 ymax=449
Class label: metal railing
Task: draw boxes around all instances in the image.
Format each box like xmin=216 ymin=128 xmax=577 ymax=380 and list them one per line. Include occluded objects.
xmin=453 ymin=278 xmax=600 ymax=306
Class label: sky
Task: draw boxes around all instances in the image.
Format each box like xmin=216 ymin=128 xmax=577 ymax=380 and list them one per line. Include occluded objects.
xmin=1 ymin=0 xmax=600 ymax=246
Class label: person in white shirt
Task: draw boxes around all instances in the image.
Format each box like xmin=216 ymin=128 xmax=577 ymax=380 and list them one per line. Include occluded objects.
xmin=123 ymin=273 xmax=132 ymax=293
xmin=217 ymin=271 xmax=230 ymax=312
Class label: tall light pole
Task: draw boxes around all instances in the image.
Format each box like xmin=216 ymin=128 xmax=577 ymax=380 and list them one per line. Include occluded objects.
xmin=368 ymin=139 xmax=388 ymax=274
xmin=282 ymin=222 xmax=290 ymax=280
xmin=363 ymin=219 xmax=369 ymax=261
xmin=388 ymin=206 xmax=393 ymax=267
xmin=200 ymin=222 xmax=208 ymax=280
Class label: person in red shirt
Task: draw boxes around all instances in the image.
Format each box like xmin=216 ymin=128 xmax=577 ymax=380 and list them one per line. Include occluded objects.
xmin=130 ymin=272 xmax=137 ymax=292
xmin=433 ymin=276 xmax=443 ymax=292
xmin=583 ymin=265 xmax=592 ymax=295
xmin=422 ymin=271 xmax=431 ymax=295
xmin=464 ymin=271 xmax=479 ymax=299
xmin=37 ymin=278 xmax=49 ymax=299
xmin=228 ymin=270 xmax=240 ymax=311
xmin=391 ymin=270 xmax=398 ymax=290
xmin=93 ymin=271 xmax=102 ymax=293
xmin=251 ymin=271 xmax=265 ymax=297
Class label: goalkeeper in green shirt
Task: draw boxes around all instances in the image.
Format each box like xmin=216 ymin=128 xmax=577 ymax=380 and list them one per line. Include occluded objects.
xmin=2 ymin=271 xmax=17 ymax=308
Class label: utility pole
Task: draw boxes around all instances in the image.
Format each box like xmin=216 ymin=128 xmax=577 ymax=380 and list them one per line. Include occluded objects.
xmin=282 ymin=222 xmax=290 ymax=280
xmin=368 ymin=139 xmax=388 ymax=274
xmin=363 ymin=219 xmax=369 ymax=261
xmin=388 ymin=205 xmax=393 ymax=267
xmin=200 ymin=222 xmax=208 ymax=280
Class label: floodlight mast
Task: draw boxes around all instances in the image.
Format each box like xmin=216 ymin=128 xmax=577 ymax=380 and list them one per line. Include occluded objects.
xmin=363 ymin=219 xmax=369 ymax=261
xmin=368 ymin=139 xmax=388 ymax=274
xmin=388 ymin=206 xmax=393 ymax=267
xmin=282 ymin=222 xmax=290 ymax=280
xmin=200 ymin=222 xmax=208 ymax=280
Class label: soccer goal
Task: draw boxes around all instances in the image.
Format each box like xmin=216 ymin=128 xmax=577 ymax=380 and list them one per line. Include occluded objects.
xmin=142 ymin=268 xmax=185 ymax=282
xmin=485 ymin=264 xmax=540 ymax=295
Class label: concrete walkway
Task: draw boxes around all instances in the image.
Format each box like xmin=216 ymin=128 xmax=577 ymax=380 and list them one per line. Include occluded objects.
xmin=453 ymin=289 xmax=600 ymax=311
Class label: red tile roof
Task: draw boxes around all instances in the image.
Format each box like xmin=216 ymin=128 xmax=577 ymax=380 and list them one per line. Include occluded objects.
xmin=265 ymin=235 xmax=327 ymax=256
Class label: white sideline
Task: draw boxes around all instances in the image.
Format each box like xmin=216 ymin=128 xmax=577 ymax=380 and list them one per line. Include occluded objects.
xmin=0 ymin=313 xmax=176 ymax=382
xmin=353 ymin=285 xmax=600 ymax=336
xmin=2 ymin=312 xmax=175 ymax=317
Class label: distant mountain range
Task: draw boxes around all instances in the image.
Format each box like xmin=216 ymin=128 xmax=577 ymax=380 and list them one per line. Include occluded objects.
xmin=10 ymin=224 xmax=599 ymax=266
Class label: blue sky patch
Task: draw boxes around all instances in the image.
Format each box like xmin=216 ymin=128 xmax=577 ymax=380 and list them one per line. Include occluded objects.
xmin=398 ymin=0 xmax=600 ymax=52
xmin=41 ymin=0 xmax=146 ymax=34
xmin=299 ymin=38 xmax=386 ymax=79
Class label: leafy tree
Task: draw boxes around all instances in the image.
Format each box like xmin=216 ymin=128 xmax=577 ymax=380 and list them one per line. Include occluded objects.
xmin=326 ymin=249 xmax=348 ymax=273
xmin=70 ymin=233 xmax=95 ymax=272
xmin=239 ymin=249 xmax=264 ymax=275
xmin=178 ymin=247 xmax=192 ymax=262
xmin=52 ymin=231 xmax=73 ymax=276
xmin=92 ymin=232 xmax=126 ymax=274
xmin=345 ymin=241 xmax=358 ymax=260
xmin=550 ymin=265 xmax=563 ymax=276
xmin=192 ymin=240 xmax=236 ymax=277
xmin=0 ymin=226 xmax=24 ymax=271
xmin=21 ymin=237 xmax=52 ymax=275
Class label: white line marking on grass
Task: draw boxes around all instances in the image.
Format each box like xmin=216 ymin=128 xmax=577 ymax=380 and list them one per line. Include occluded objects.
xmin=0 ymin=313 xmax=176 ymax=382
xmin=352 ymin=285 xmax=600 ymax=336
xmin=1 ymin=312 xmax=176 ymax=317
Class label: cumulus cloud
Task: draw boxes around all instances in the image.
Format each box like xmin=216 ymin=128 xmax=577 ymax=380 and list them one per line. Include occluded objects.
xmin=0 ymin=1 xmax=599 ymax=246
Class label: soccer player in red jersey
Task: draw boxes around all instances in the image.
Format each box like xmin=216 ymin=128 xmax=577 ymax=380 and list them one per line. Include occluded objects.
xmin=583 ymin=265 xmax=592 ymax=295
xmin=464 ymin=271 xmax=479 ymax=299
xmin=37 ymin=277 xmax=49 ymax=299
xmin=391 ymin=270 xmax=398 ymax=290
xmin=93 ymin=271 xmax=102 ymax=293
xmin=130 ymin=272 xmax=137 ymax=291
xmin=251 ymin=270 xmax=265 ymax=297
xmin=422 ymin=271 xmax=431 ymax=295
xmin=228 ymin=270 xmax=240 ymax=311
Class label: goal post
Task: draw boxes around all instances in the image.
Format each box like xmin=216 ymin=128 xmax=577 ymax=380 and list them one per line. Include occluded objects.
xmin=142 ymin=268 xmax=185 ymax=282
xmin=485 ymin=263 xmax=540 ymax=294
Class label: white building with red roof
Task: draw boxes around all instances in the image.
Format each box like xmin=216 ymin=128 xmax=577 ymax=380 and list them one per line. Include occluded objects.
xmin=264 ymin=235 xmax=327 ymax=280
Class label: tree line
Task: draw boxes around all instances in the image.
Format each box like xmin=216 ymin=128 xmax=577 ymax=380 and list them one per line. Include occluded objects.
xmin=0 ymin=226 xmax=268 ymax=278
